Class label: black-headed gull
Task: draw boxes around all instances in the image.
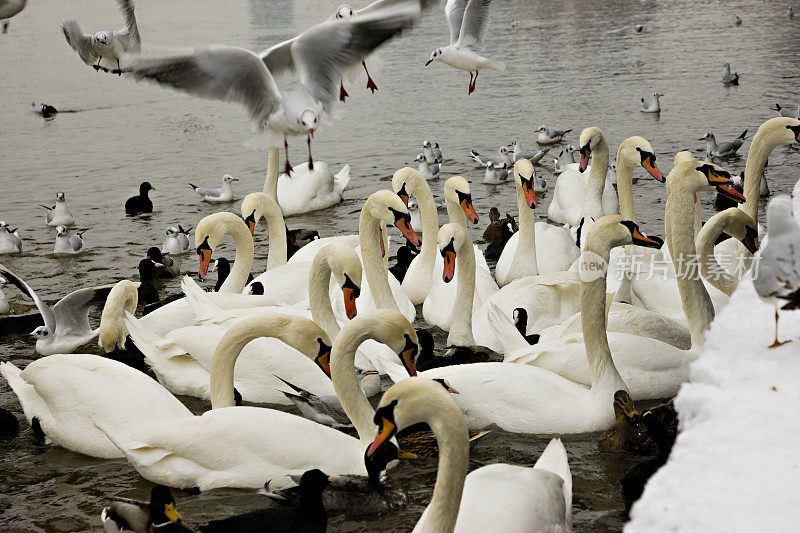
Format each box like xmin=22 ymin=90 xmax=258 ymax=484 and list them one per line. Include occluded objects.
xmin=189 ymin=174 xmax=238 ymax=203
xmin=39 ymin=191 xmax=74 ymax=226
xmin=0 ymin=222 xmax=22 ymax=254
xmin=534 ymin=125 xmax=572 ymax=144
xmin=425 ymin=0 xmax=505 ymax=94
xmin=124 ymin=181 xmax=154 ymax=215
xmin=414 ymin=153 xmax=440 ymax=180
xmin=640 ymin=93 xmax=663 ymax=113
xmin=162 ymin=225 xmax=192 ymax=255
xmin=0 ymin=0 xmax=26 ymax=33
xmin=700 ymin=130 xmax=747 ymax=158
xmin=54 ymin=225 xmax=86 ymax=255
xmin=508 ymin=140 xmax=548 ymax=163
xmin=771 ymin=102 xmax=800 ymax=119
xmin=483 ymin=161 xmax=509 ymax=184
xmin=0 ymin=264 xmax=113 ymax=354
xmin=422 ymin=139 xmax=439 ymax=164
xmin=62 ymin=0 xmax=140 ymax=75
xmin=722 ymin=63 xmax=740 ymax=85
xmin=468 ymin=145 xmax=512 ymax=167
xmin=123 ymin=0 xmax=429 ymax=175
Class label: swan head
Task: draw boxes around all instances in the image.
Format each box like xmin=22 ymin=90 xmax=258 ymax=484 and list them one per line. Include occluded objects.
xmin=391 ymin=167 xmax=424 ymax=207
xmin=425 ymin=48 xmax=444 ymax=66
xmin=577 ymin=127 xmax=605 ymax=173
xmin=366 ymin=377 xmax=462 ymax=462
xmin=585 ymin=215 xmax=663 ymax=257
xmin=618 ymin=137 xmax=665 ymax=182
xmin=195 ymin=212 xmax=250 ymax=279
xmin=336 ymin=309 xmax=419 ymax=377
xmin=514 ymin=159 xmax=538 ymax=208
xmin=444 ymin=176 xmax=479 ymax=224
xmin=438 ymin=223 xmax=469 ymax=283
xmin=298 ymin=109 xmax=319 ymax=133
xmin=222 ymin=174 xmax=239 ymax=184
xmin=716 ymin=208 xmax=759 ymax=253
xmin=754 ymin=117 xmax=800 ymax=148
xmin=335 ymin=4 xmax=356 ymax=18
xmin=320 ymin=243 xmax=362 ymax=320
xmin=55 ymin=191 xmax=65 ymax=202
xmin=669 ymin=162 xmax=744 ymax=203
xmin=366 ymin=190 xmax=421 ymax=247
xmin=240 ymin=192 xmax=281 ymax=235
xmin=673 ymin=151 xmax=695 ymax=165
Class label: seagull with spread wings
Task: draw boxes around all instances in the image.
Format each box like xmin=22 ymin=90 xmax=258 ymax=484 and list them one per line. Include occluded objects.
xmin=62 ymin=0 xmax=140 ymax=75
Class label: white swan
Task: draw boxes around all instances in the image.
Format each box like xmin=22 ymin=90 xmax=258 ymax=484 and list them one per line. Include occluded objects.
xmin=0 ymin=354 xmax=192 ymax=459
xmin=697 ymin=208 xmax=758 ymax=296
xmin=378 ymin=217 xmax=660 ymax=433
xmin=98 ymin=310 xmax=419 ymax=490
xmin=507 ymin=164 xmax=745 ymax=400
xmin=393 ymin=167 xmax=439 ymax=304
xmin=423 ymin=176 xmax=498 ymax=332
xmin=547 ymin=127 xmax=618 ymax=226
xmin=365 ymin=378 xmax=572 ymax=532
xmin=495 ymin=159 xmax=578 ymax=286
xmin=263 ymin=146 xmax=350 ymax=216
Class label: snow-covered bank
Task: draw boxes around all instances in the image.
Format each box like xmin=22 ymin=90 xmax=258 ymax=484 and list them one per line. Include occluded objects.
xmin=626 ymin=276 xmax=800 ymax=532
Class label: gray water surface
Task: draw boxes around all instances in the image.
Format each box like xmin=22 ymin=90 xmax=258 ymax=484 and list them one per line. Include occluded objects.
xmin=1 ymin=0 xmax=799 ymax=531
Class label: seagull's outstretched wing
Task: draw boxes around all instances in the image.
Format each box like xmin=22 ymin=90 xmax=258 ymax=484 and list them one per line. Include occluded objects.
xmin=456 ymin=0 xmax=491 ymax=50
xmin=259 ymin=36 xmax=298 ymax=78
xmin=0 ymin=264 xmax=56 ymax=332
xmin=115 ymin=0 xmax=141 ymax=53
xmin=445 ymin=0 xmax=466 ymax=45
xmin=292 ymin=0 xmax=422 ymax=111
xmin=126 ymin=45 xmax=282 ymax=129
xmin=358 ymin=0 xmax=438 ymax=16
xmin=62 ymin=20 xmax=99 ymax=65
xmin=53 ymin=284 xmax=114 ymax=338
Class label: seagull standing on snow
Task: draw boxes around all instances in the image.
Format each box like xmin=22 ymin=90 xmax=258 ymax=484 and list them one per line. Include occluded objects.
xmin=700 ymin=130 xmax=747 ymax=158
xmin=39 ymin=191 xmax=74 ymax=227
xmin=753 ymin=195 xmax=800 ymax=347
xmin=425 ymin=0 xmax=505 ymax=94
xmin=122 ymin=0 xmax=431 ymax=175
xmin=640 ymin=93 xmax=663 ymax=113
xmin=189 ymin=174 xmax=238 ymax=203
xmin=62 ymin=0 xmax=140 ymax=75
xmin=0 ymin=265 xmax=113 ymax=354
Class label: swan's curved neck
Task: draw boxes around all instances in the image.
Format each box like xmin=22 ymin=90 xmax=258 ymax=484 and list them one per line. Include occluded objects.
xmin=330 ymin=326 xmax=381 ymax=442
xmin=413 ymin=179 xmax=440 ymax=273
xmin=509 ymin=183 xmax=538 ymax=277
xmin=449 ymin=240 xmax=476 ymax=346
xmin=696 ymin=218 xmax=738 ymax=296
xmin=445 ymin=194 xmax=467 ymax=228
xmin=261 ymin=204 xmax=287 ymax=271
xmin=219 ymin=222 xmax=255 ymax=293
xmin=581 ymin=242 xmax=626 ymax=392
xmin=359 ymin=204 xmax=397 ymax=311
xmin=308 ymin=255 xmax=341 ymax=338
xmin=263 ymin=146 xmax=279 ymax=201
xmin=615 ymin=152 xmax=636 ymax=222
xmin=419 ymin=403 xmax=470 ymax=533
xmin=583 ymin=137 xmax=610 ymax=219
xmin=666 ymin=189 xmax=715 ymax=347
xmin=742 ymin=127 xmax=778 ymax=224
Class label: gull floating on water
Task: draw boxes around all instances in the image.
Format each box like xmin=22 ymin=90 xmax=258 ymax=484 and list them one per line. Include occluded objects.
xmin=788 ymin=5 xmax=794 ymax=18
xmin=425 ymin=0 xmax=506 ymax=94
xmin=62 ymin=0 xmax=140 ymax=75
xmin=640 ymin=93 xmax=663 ymax=113
xmin=122 ymin=0 xmax=430 ymax=175
xmin=700 ymin=130 xmax=747 ymax=158
xmin=483 ymin=161 xmax=509 ymax=184
xmin=39 ymin=191 xmax=74 ymax=227
xmin=771 ymin=102 xmax=800 ymax=119
xmin=553 ymin=145 xmax=577 ymax=174
xmin=414 ymin=153 xmax=440 ymax=180
xmin=468 ymin=145 xmax=513 ymax=167
xmin=0 ymin=222 xmax=22 ymax=254
xmin=509 ymin=140 xmax=548 ymax=164
xmin=0 ymin=0 xmax=26 ymax=33
xmin=734 ymin=16 xmax=742 ymax=26
xmin=162 ymin=225 xmax=192 ymax=255
xmin=722 ymin=63 xmax=740 ymax=85
xmin=534 ymin=125 xmax=572 ymax=144
xmin=54 ymin=225 xmax=86 ymax=255
xmin=189 ymin=174 xmax=238 ymax=203
xmin=422 ymin=140 xmax=443 ymax=164
xmin=0 ymin=264 xmax=113 ymax=354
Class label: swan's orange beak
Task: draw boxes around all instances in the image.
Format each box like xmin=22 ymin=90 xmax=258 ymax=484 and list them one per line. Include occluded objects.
xmin=629 ymin=224 xmax=664 ymax=249
xmin=717 ymin=183 xmax=746 ymax=203
xmin=342 ymin=285 xmax=359 ymax=320
xmin=315 ymin=345 xmax=332 ymax=378
xmin=196 ymin=237 xmax=212 ymax=280
xmin=458 ymin=192 xmax=479 ymax=224
xmin=521 ymin=176 xmax=538 ymax=208
xmin=393 ymin=210 xmax=421 ymax=247
xmin=244 ymin=210 xmax=256 ymax=235
xmin=641 ymin=152 xmax=665 ymax=183
xmin=698 ymin=164 xmax=734 ymax=186
xmin=578 ymin=144 xmax=590 ymax=173
xmin=366 ymin=416 xmax=396 ymax=457
xmin=399 ymin=334 xmax=418 ymax=376
xmin=741 ymin=225 xmax=759 ymax=253
xmin=442 ymin=240 xmax=456 ymax=283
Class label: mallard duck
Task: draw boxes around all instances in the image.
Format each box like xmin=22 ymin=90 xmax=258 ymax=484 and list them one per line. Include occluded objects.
xmin=482 ymin=207 xmax=503 ymax=242
xmin=146 ymin=247 xmax=179 ymax=279
xmin=597 ymin=390 xmax=656 ymax=454
xmin=200 ymin=470 xmax=331 ymax=533
xmin=485 ymin=213 xmax=518 ymax=261
xmin=286 ymin=228 xmax=319 ymax=259
xmin=101 ymin=485 xmax=193 ymax=532
xmin=137 ymin=258 xmax=160 ymax=306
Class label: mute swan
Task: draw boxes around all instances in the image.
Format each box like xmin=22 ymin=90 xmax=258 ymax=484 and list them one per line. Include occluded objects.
xmin=366 ymin=378 xmax=572 ymax=532
xmin=495 ymin=159 xmax=578 ymax=286
xmin=547 ymin=127 xmax=619 ymax=226
xmin=275 ymin=162 xmax=351 ymax=215
xmin=378 ymin=217 xmax=662 ymax=432
xmin=507 ymin=165 xmax=745 ymax=400
xmin=393 ymin=167 xmax=439 ymax=304
xmin=423 ymin=176 xmax=498 ymax=332
xmin=0 ymin=353 xmax=193 ymax=458
xmin=697 ymin=208 xmax=758 ymax=296
xmin=99 ymin=310 xmax=419 ymax=490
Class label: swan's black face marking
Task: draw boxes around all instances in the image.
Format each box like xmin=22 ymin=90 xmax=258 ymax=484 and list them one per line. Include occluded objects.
xmin=396 ymin=183 xmax=410 ymax=208
xmin=399 ymin=334 xmax=418 ymax=377
xmin=315 ymin=338 xmax=333 ymax=378
xmin=741 ymin=225 xmax=759 ymax=253
xmin=244 ymin=210 xmax=256 ymax=235
xmin=520 ymin=174 xmax=538 ymax=208
xmin=367 ymin=399 xmax=398 ymax=459
xmin=455 ymin=190 xmax=479 ymax=224
xmin=696 ymin=163 xmax=732 ymax=185
xmin=342 ymin=274 xmax=360 ymax=320
xmin=578 ymin=142 xmax=591 ymax=173
xmin=196 ymin=236 xmax=213 ymax=279
xmin=637 ymin=147 xmax=665 ymax=182
xmin=620 ymin=220 xmax=664 ymax=249
xmin=441 ymin=238 xmax=456 ymax=283
xmin=787 ymin=124 xmax=800 ymax=142
xmin=390 ymin=207 xmax=421 ymax=246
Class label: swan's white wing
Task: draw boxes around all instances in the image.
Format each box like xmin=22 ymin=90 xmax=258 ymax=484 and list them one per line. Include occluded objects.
xmin=114 ymin=0 xmax=140 ymax=53
xmin=126 ymin=46 xmax=282 ymax=128
xmin=0 ymin=264 xmax=56 ymax=332
xmin=62 ymin=20 xmax=99 ymax=65
xmin=455 ymin=0 xmax=491 ymax=50
xmin=291 ymin=1 xmax=422 ymax=111
xmin=444 ymin=0 xmax=466 ymax=45
xmin=53 ymin=284 xmax=114 ymax=337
